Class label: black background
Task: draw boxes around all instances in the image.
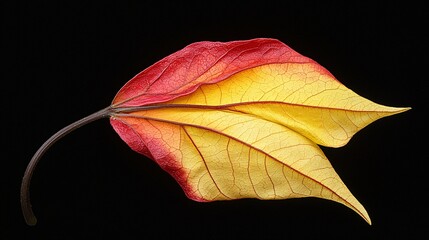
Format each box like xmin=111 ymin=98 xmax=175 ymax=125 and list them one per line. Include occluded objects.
xmin=2 ymin=1 xmax=426 ymax=239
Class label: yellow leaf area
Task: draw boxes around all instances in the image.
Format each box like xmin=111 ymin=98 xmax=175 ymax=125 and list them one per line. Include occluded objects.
xmin=115 ymin=63 xmax=409 ymax=224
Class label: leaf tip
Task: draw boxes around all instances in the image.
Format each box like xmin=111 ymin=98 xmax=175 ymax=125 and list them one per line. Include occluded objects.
xmin=394 ymin=106 xmax=412 ymax=113
xmin=362 ymin=212 xmax=372 ymax=225
xmin=349 ymin=201 xmax=372 ymax=225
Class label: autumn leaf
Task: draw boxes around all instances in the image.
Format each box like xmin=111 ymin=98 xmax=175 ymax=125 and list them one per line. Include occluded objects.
xmin=21 ymin=38 xmax=410 ymax=226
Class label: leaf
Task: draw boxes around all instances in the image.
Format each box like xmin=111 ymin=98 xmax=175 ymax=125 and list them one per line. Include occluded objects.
xmin=21 ymin=38 xmax=410 ymax=226
xmin=109 ymin=38 xmax=409 ymax=224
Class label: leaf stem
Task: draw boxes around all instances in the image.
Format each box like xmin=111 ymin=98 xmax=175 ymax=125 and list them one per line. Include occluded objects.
xmin=21 ymin=106 xmax=112 ymax=226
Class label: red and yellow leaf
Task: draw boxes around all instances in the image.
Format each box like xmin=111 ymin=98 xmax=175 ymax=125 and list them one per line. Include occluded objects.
xmin=21 ymin=38 xmax=409 ymax=226
xmin=109 ymin=38 xmax=409 ymax=224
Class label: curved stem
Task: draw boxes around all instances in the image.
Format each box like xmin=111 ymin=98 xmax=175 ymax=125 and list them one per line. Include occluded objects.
xmin=21 ymin=107 xmax=112 ymax=226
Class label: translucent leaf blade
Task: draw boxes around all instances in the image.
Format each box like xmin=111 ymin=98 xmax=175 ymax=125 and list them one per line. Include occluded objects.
xmin=110 ymin=38 xmax=410 ymax=225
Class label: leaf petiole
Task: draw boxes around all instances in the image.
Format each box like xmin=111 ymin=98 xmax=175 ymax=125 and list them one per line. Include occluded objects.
xmin=21 ymin=106 xmax=112 ymax=226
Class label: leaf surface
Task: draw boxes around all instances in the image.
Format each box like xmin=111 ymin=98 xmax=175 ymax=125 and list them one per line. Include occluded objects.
xmin=110 ymin=38 xmax=409 ymax=224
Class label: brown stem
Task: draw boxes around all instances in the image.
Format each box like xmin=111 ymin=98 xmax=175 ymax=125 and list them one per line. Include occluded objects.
xmin=21 ymin=107 xmax=112 ymax=226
